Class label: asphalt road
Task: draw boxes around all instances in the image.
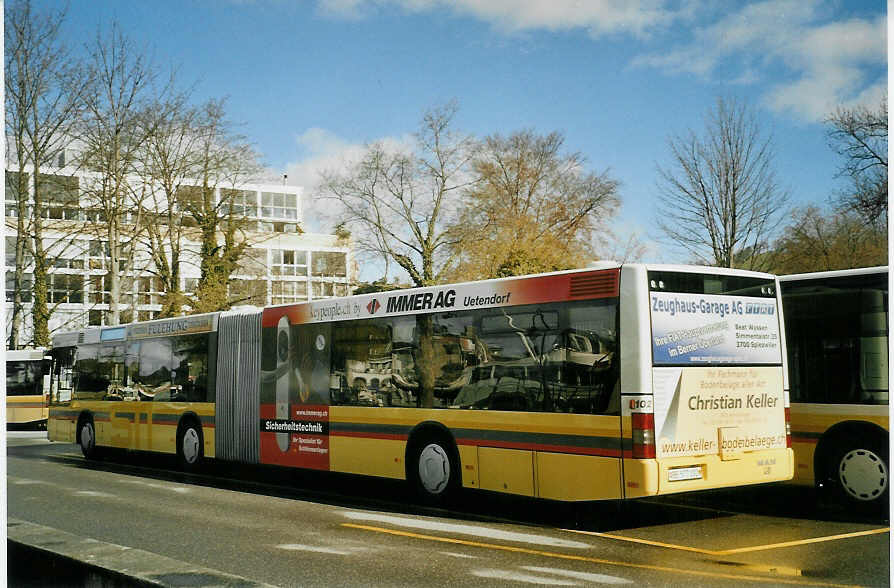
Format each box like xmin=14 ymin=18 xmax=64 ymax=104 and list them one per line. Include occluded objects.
xmin=7 ymin=432 xmax=891 ymax=587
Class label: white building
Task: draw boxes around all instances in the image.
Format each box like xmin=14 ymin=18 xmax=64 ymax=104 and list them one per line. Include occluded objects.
xmin=5 ymin=160 xmax=353 ymax=343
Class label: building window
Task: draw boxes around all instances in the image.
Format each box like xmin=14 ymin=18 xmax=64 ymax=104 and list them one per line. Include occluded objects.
xmin=6 ymin=171 xmax=28 ymax=199
xmin=137 ymin=277 xmax=165 ymax=306
xmin=38 ymin=174 xmax=80 ymax=220
xmin=311 ymin=252 xmax=347 ymax=278
xmin=272 ymin=280 xmax=307 ymax=305
xmin=6 ymin=172 xmax=29 ymax=218
xmin=261 ymin=192 xmax=298 ymax=220
xmin=89 ymin=275 xmax=110 ymax=305
xmin=184 ymin=278 xmax=199 ymax=294
xmin=50 ymin=239 xmax=86 ymax=270
xmin=89 ymin=310 xmax=105 ymax=326
xmin=6 ymin=272 xmax=32 ymax=302
xmin=273 ymin=222 xmax=300 ymax=233
xmin=6 ymin=236 xmax=32 ymax=267
xmin=271 ymin=249 xmax=307 ymax=277
xmin=48 ymin=273 xmax=83 ymax=304
xmin=312 ymin=280 xmax=347 ymax=299
xmin=88 ymin=240 xmax=109 ymax=269
xmin=221 ymin=188 xmax=258 ymax=218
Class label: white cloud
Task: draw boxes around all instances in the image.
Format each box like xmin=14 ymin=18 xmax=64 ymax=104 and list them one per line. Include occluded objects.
xmin=633 ymin=1 xmax=887 ymax=121
xmin=317 ymin=0 xmax=680 ymax=38
xmin=318 ymin=0 xmax=885 ymax=121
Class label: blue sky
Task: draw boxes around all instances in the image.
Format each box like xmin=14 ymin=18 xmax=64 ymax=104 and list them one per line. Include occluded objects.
xmin=39 ymin=0 xmax=887 ymax=269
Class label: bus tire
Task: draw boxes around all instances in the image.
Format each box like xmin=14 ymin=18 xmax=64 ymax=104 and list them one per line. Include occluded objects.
xmin=407 ymin=434 xmax=459 ymax=505
xmin=78 ymin=416 xmax=100 ymax=460
xmin=177 ymin=418 xmax=204 ymax=470
xmin=828 ymin=434 xmax=888 ymax=510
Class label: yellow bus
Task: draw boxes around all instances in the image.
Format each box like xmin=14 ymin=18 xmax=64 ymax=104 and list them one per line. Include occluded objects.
xmin=7 ymin=349 xmax=51 ymax=429
xmin=779 ymin=266 xmax=888 ymax=509
xmin=48 ymin=264 xmax=793 ymax=503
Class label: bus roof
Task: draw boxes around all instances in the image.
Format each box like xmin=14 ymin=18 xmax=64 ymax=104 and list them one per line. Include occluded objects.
xmin=6 ymin=348 xmax=50 ymax=361
xmin=779 ymin=265 xmax=888 ymax=282
xmin=50 ymin=311 xmax=222 ymax=347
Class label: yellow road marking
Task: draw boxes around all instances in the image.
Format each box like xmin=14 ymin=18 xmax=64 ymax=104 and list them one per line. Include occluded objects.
xmin=342 ymin=523 xmax=860 ymax=587
xmin=567 ymin=527 xmax=890 ymax=556
xmin=718 ymin=528 xmax=891 ymax=555
xmin=566 ymin=529 xmax=717 ymax=554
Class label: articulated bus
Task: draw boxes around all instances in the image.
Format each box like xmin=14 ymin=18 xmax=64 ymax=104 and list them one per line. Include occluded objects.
xmin=47 ymin=264 xmax=793 ymax=503
xmin=779 ymin=266 xmax=889 ymax=508
xmin=7 ymin=349 xmax=52 ymax=429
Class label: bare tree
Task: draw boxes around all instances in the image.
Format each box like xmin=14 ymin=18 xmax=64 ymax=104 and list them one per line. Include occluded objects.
xmin=448 ymin=130 xmax=619 ymax=281
xmin=137 ymin=95 xmax=198 ymax=317
xmin=656 ymin=97 xmax=788 ymax=269
xmin=319 ymin=102 xmax=475 ymax=408
xmin=77 ymin=22 xmax=170 ymax=326
xmin=826 ymin=94 xmax=887 ymax=226
xmin=5 ymin=0 xmax=89 ymax=347
xmin=319 ymin=101 xmax=475 ymax=287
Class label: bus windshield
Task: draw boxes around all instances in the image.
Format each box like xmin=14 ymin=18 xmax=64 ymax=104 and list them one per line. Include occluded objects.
xmin=6 ymin=360 xmax=45 ymax=396
xmin=648 ymin=271 xmax=782 ymax=366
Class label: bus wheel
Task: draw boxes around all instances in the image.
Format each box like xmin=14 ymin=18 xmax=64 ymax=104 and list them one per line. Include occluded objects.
xmin=177 ymin=420 xmax=204 ymax=470
xmin=78 ymin=417 xmax=100 ymax=460
xmin=831 ymin=437 xmax=888 ymax=509
xmin=409 ymin=437 xmax=458 ymax=504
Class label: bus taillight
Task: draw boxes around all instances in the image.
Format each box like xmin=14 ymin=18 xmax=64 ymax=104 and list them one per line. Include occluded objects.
xmin=784 ymin=407 xmax=792 ymax=448
xmin=632 ymin=412 xmax=656 ymax=459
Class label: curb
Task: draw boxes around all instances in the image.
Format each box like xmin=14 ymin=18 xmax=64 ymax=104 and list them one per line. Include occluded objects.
xmin=8 ymin=518 xmax=277 ymax=587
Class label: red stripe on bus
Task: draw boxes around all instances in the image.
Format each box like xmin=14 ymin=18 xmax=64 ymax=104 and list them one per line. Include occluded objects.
xmin=791 ymin=435 xmax=819 ymax=445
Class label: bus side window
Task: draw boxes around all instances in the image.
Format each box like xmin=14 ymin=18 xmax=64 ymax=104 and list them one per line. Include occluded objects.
xmin=131 ymin=338 xmax=175 ymax=402
xmin=172 ymin=334 xmax=211 ymax=402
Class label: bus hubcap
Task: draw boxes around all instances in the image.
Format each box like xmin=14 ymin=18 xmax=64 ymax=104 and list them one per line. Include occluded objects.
xmin=839 ymin=449 xmax=888 ymax=501
xmin=81 ymin=424 xmax=94 ymax=449
xmin=183 ymin=428 xmax=200 ymax=464
xmin=418 ymin=443 xmax=449 ymax=495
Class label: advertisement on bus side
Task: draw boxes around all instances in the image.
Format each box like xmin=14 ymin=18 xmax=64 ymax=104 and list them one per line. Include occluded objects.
xmin=258 ymin=315 xmax=332 ymax=470
xmin=651 ymin=366 xmax=787 ymax=459
xmin=261 ymin=269 xmax=619 ymax=328
xmin=650 ymin=292 xmax=782 ymax=365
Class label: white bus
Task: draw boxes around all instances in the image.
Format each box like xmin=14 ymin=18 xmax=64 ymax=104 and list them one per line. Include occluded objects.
xmin=48 ymin=264 xmax=793 ymax=503
xmin=7 ymin=348 xmax=52 ymax=429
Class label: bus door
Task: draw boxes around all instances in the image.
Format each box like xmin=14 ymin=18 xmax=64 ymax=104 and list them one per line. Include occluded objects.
xmin=48 ymin=347 xmax=76 ymax=441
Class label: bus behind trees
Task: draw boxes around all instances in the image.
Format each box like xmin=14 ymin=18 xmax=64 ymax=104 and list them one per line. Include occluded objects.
xmin=7 ymin=349 xmax=52 ymax=429
xmin=47 ymin=264 xmax=793 ymax=503
xmin=779 ymin=266 xmax=888 ymax=509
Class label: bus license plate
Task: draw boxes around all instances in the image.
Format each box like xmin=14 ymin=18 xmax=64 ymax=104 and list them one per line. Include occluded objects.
xmin=668 ymin=466 xmax=703 ymax=482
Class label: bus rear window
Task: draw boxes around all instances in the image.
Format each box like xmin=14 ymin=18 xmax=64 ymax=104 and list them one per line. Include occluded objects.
xmin=649 ymin=271 xmax=782 ymax=366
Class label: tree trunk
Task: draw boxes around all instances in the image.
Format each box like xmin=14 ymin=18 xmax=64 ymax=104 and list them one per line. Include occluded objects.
xmin=30 ymin=171 xmax=49 ymax=347
xmin=8 ymin=171 xmax=29 ymax=349
xmin=108 ymin=222 xmax=121 ymax=325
